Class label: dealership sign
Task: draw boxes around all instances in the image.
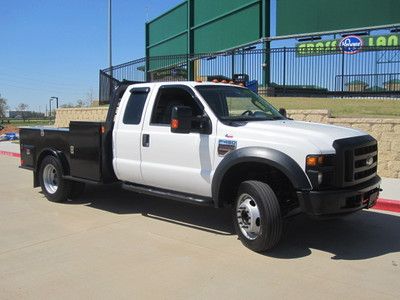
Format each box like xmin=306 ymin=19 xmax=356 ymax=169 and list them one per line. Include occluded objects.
xmin=296 ymin=33 xmax=400 ymax=56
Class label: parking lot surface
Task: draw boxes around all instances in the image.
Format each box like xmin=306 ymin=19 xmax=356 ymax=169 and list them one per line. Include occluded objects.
xmin=0 ymin=155 xmax=399 ymax=299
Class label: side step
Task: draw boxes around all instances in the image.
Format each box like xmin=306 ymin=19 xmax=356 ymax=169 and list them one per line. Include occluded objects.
xmin=122 ymin=183 xmax=214 ymax=207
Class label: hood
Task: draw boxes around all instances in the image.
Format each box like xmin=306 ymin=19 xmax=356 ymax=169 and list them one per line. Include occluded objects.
xmin=236 ymin=120 xmax=366 ymax=152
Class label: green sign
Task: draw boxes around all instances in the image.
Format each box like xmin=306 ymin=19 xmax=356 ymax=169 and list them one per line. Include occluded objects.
xmin=277 ymin=0 xmax=400 ymax=37
xmin=296 ymin=34 xmax=400 ymax=56
xmin=146 ymin=0 xmax=264 ymax=67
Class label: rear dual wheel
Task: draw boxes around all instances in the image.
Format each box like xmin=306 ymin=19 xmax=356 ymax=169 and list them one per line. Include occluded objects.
xmin=233 ymin=180 xmax=283 ymax=252
xmin=39 ymin=156 xmax=85 ymax=202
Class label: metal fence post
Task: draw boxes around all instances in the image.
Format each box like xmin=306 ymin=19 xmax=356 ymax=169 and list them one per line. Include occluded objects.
xmin=231 ymin=51 xmax=235 ymax=78
xmin=341 ymin=50 xmax=345 ymax=93
xmin=283 ymin=47 xmax=287 ymax=94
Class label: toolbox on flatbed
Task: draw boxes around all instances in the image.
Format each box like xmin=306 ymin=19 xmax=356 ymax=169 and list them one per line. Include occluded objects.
xmin=20 ymin=121 xmax=116 ymax=185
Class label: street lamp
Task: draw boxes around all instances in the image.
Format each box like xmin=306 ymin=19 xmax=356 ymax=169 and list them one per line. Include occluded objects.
xmin=108 ymin=0 xmax=113 ymax=101
xmin=50 ymin=97 xmax=59 ymax=109
xmin=49 ymin=97 xmax=58 ymax=119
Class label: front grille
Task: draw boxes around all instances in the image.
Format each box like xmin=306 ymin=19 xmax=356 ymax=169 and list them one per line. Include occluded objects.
xmin=333 ymin=135 xmax=378 ymax=187
xmin=355 ymin=166 xmax=377 ymax=180
xmin=354 ymin=144 xmax=377 ymax=156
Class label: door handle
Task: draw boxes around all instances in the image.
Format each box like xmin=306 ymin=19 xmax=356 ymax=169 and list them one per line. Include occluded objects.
xmin=142 ymin=134 xmax=150 ymax=147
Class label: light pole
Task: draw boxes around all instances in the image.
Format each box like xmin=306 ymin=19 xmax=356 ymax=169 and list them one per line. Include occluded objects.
xmin=108 ymin=0 xmax=113 ymax=77
xmin=108 ymin=0 xmax=113 ymax=101
xmin=51 ymin=97 xmax=59 ymax=109
xmin=49 ymin=98 xmax=52 ymax=119
xmin=49 ymin=97 xmax=58 ymax=120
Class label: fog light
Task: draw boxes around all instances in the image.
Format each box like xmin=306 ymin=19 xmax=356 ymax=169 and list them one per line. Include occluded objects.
xmin=318 ymin=172 xmax=323 ymax=185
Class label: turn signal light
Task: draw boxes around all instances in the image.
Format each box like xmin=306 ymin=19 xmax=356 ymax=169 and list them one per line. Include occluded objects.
xmin=171 ymin=119 xmax=179 ymax=129
xmin=306 ymin=155 xmax=325 ymax=167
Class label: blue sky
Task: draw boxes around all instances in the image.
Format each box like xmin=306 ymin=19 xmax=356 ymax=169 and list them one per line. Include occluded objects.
xmin=2 ymin=0 xmax=389 ymax=111
xmin=0 ymin=0 xmax=183 ymax=111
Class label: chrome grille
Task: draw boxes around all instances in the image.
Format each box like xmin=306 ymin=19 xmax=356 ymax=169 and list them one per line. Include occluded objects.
xmin=352 ymin=143 xmax=378 ymax=182
xmin=333 ymin=136 xmax=378 ymax=188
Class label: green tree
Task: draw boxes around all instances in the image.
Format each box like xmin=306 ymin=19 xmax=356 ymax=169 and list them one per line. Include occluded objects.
xmin=0 ymin=96 xmax=9 ymax=118
xmin=16 ymin=103 xmax=29 ymax=121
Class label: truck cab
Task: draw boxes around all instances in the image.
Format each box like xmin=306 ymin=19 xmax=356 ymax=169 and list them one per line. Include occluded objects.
xmin=20 ymin=81 xmax=381 ymax=252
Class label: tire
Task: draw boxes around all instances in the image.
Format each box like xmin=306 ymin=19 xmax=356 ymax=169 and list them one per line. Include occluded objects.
xmin=39 ymin=156 xmax=71 ymax=203
xmin=69 ymin=181 xmax=86 ymax=199
xmin=233 ymin=180 xmax=283 ymax=252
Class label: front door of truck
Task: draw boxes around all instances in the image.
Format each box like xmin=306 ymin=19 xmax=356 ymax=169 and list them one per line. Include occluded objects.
xmin=140 ymin=85 xmax=215 ymax=197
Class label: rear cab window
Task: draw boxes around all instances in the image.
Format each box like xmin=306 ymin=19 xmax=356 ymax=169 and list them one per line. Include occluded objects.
xmin=123 ymin=88 xmax=150 ymax=125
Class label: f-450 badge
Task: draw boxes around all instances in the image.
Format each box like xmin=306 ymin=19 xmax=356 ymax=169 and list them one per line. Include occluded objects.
xmin=218 ymin=139 xmax=237 ymax=156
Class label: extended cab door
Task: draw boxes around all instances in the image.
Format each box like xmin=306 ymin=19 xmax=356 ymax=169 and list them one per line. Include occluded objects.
xmin=113 ymin=87 xmax=151 ymax=184
xmin=140 ymin=85 xmax=216 ymax=197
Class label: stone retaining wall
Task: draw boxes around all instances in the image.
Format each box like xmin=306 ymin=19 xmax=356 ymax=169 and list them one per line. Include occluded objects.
xmin=54 ymin=107 xmax=108 ymax=128
xmin=55 ymin=107 xmax=400 ymax=178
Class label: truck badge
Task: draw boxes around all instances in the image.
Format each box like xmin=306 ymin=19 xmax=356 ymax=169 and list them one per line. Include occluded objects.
xmin=218 ymin=139 xmax=237 ymax=156
xmin=366 ymin=156 xmax=373 ymax=166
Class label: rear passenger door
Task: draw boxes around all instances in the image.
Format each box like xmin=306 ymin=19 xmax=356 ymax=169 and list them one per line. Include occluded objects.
xmin=113 ymin=87 xmax=151 ymax=184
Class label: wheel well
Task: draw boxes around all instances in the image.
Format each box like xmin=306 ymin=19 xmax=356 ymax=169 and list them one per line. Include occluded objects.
xmin=217 ymin=162 xmax=299 ymax=215
xmin=35 ymin=150 xmax=70 ymax=186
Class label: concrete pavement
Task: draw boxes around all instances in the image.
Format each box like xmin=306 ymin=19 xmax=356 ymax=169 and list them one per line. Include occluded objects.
xmin=0 ymin=155 xmax=399 ymax=299
xmin=0 ymin=141 xmax=19 ymax=153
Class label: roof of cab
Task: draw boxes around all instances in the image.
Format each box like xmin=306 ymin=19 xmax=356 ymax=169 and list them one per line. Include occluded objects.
xmin=128 ymin=81 xmax=245 ymax=89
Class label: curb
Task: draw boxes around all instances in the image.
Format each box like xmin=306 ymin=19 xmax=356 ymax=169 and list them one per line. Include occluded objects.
xmin=373 ymin=199 xmax=400 ymax=213
xmin=0 ymin=150 xmax=20 ymax=158
xmin=0 ymin=150 xmax=399 ymax=213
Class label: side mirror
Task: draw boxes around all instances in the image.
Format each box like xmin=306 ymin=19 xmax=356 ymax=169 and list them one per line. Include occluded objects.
xmin=279 ymin=108 xmax=287 ymax=118
xmin=171 ymin=106 xmax=192 ymax=134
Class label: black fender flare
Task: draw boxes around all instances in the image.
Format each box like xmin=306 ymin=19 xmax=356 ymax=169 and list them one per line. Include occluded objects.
xmin=212 ymin=147 xmax=312 ymax=207
xmin=34 ymin=148 xmax=70 ymax=187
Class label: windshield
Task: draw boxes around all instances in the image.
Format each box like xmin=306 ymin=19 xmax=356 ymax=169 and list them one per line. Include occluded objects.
xmin=195 ymin=85 xmax=284 ymax=122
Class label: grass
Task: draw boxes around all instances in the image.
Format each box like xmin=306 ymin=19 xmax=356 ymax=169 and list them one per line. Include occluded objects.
xmin=265 ymin=97 xmax=400 ymax=118
xmin=1 ymin=119 xmax=53 ymax=127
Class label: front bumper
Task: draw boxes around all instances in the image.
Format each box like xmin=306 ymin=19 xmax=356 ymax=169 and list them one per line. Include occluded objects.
xmin=297 ymin=176 xmax=381 ymax=217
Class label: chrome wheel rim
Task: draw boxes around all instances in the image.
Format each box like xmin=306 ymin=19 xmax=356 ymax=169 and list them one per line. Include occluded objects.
xmin=43 ymin=164 xmax=58 ymax=194
xmin=236 ymin=193 xmax=261 ymax=240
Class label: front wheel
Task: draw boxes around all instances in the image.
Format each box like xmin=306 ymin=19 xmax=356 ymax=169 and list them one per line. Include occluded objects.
xmin=233 ymin=180 xmax=283 ymax=252
xmin=39 ymin=156 xmax=71 ymax=203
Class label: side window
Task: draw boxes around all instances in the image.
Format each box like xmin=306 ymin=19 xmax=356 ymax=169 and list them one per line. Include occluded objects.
xmin=123 ymin=91 xmax=148 ymax=125
xmin=151 ymin=87 xmax=202 ymax=125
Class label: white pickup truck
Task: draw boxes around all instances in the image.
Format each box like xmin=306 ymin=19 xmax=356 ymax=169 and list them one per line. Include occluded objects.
xmin=20 ymin=81 xmax=381 ymax=252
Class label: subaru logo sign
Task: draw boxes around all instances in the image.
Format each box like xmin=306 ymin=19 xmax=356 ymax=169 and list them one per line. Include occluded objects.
xmin=339 ymin=35 xmax=363 ymax=54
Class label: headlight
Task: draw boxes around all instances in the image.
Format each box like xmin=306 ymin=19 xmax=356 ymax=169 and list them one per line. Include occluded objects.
xmin=306 ymin=154 xmax=336 ymax=189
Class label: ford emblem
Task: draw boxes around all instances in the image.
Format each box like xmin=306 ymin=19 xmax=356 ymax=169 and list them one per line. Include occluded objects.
xmin=339 ymin=35 xmax=363 ymax=54
xmin=366 ymin=156 xmax=374 ymax=166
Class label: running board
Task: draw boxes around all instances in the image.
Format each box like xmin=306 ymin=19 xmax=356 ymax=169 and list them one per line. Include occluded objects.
xmin=122 ymin=183 xmax=214 ymax=207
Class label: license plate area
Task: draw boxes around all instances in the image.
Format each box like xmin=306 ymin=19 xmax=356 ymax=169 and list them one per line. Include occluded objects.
xmin=364 ymin=189 xmax=379 ymax=208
